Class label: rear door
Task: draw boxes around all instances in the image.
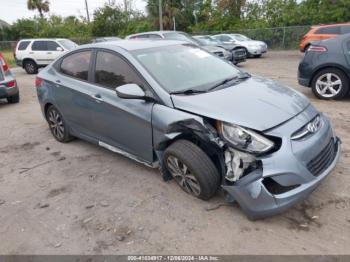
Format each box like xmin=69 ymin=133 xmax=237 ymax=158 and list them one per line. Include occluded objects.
xmin=53 ymin=49 xmax=97 ymax=138
xmin=87 ymin=49 xmax=154 ymax=163
xmin=31 ymin=41 xmax=51 ymax=65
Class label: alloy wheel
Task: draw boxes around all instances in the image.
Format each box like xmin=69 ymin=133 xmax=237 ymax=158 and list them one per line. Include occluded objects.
xmin=315 ymin=73 xmax=342 ymax=98
xmin=166 ymin=155 xmax=201 ymax=196
xmin=47 ymin=108 xmax=65 ymax=140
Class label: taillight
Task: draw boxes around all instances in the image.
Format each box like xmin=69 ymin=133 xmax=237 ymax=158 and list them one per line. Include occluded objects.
xmin=308 ymin=45 xmax=327 ymax=52
xmin=35 ymin=77 xmax=43 ymax=88
xmin=6 ymin=81 xmax=16 ymax=88
xmin=0 ymin=55 xmax=9 ymax=72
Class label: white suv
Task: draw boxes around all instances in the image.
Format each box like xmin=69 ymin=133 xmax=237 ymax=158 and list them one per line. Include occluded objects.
xmin=15 ymin=38 xmax=78 ymax=74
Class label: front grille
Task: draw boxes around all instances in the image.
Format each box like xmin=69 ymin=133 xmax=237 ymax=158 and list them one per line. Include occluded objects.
xmin=213 ymin=51 xmax=224 ymax=57
xmin=307 ymin=138 xmax=337 ymax=176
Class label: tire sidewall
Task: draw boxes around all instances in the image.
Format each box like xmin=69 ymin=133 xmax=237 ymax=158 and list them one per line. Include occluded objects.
xmin=24 ymin=61 xmax=38 ymax=74
xmin=46 ymin=106 xmax=71 ymax=142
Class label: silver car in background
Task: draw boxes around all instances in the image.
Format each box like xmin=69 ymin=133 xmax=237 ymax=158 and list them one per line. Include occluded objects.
xmin=126 ymin=31 xmax=233 ymax=61
xmin=36 ymin=40 xmax=340 ymax=220
xmin=0 ymin=53 xmax=19 ymax=103
xmin=213 ymin=33 xmax=268 ymax=57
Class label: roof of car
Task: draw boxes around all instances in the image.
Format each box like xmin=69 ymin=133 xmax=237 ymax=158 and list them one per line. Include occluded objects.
xmin=126 ymin=31 xmax=184 ymax=38
xmin=83 ymin=39 xmax=187 ymax=51
xmin=313 ymin=22 xmax=350 ymax=28
xmin=19 ymin=38 xmax=69 ymax=41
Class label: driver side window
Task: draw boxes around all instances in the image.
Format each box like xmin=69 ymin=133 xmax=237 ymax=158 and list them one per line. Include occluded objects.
xmin=94 ymin=51 xmax=145 ymax=90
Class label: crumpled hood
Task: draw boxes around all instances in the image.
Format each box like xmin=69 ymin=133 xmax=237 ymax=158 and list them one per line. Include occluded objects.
xmin=171 ymin=76 xmax=310 ymax=131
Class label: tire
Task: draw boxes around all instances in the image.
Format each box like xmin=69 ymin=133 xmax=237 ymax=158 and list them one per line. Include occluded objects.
xmin=254 ymin=54 xmax=262 ymax=58
xmin=164 ymin=139 xmax=220 ymax=200
xmin=311 ymin=68 xmax=349 ymax=100
xmin=24 ymin=60 xmax=38 ymax=74
xmin=46 ymin=105 xmax=74 ymax=143
xmin=7 ymin=93 xmax=20 ymax=104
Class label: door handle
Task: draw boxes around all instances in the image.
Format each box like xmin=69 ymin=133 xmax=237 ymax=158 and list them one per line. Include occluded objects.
xmin=90 ymin=93 xmax=104 ymax=103
xmin=47 ymin=52 xmax=52 ymax=54
xmin=55 ymin=80 xmax=61 ymax=87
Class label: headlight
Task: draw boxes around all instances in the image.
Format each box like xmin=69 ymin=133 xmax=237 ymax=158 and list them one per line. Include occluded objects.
xmin=219 ymin=122 xmax=274 ymax=154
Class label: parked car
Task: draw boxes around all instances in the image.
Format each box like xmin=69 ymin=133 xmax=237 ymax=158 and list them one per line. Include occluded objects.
xmin=36 ymin=40 xmax=340 ymax=220
xmin=213 ymin=34 xmax=267 ymax=57
xmin=0 ymin=52 xmax=19 ymax=103
xmin=299 ymin=23 xmax=350 ymax=52
xmin=126 ymin=31 xmax=232 ymax=61
xmin=92 ymin=37 xmax=122 ymax=43
xmin=298 ymin=34 xmax=350 ymax=100
xmin=193 ymin=35 xmax=247 ymax=65
xmin=14 ymin=38 xmax=78 ymax=74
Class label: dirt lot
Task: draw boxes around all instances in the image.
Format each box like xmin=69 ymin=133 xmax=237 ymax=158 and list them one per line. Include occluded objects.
xmin=0 ymin=51 xmax=349 ymax=255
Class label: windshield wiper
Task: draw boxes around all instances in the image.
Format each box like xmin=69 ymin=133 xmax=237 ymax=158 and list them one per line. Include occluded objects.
xmin=207 ymin=76 xmax=238 ymax=91
xmin=170 ymin=89 xmax=207 ymax=95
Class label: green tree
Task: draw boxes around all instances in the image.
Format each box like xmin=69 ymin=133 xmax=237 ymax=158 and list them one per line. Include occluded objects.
xmin=27 ymin=0 xmax=50 ymax=19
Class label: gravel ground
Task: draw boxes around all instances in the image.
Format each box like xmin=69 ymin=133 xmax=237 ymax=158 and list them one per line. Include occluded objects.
xmin=0 ymin=51 xmax=349 ymax=255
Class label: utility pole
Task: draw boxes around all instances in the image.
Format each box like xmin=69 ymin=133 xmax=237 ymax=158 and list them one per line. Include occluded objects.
xmin=159 ymin=0 xmax=163 ymax=31
xmin=85 ymin=0 xmax=90 ymax=23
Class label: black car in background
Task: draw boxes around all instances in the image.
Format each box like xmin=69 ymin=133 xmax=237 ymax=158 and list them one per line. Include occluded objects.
xmin=298 ymin=34 xmax=350 ymax=99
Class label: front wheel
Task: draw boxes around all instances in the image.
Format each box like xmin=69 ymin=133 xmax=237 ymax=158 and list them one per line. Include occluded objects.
xmin=311 ymin=68 xmax=349 ymax=100
xmin=46 ymin=105 xmax=74 ymax=142
xmin=164 ymin=140 xmax=220 ymax=200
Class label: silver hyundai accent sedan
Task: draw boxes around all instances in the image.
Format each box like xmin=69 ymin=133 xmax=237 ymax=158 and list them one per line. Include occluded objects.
xmin=35 ymin=40 xmax=341 ymax=220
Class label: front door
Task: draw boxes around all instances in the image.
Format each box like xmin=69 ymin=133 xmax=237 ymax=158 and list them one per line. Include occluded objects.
xmin=88 ymin=50 xmax=154 ymax=163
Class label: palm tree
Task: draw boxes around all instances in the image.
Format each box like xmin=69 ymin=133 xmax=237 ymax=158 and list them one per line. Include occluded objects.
xmin=27 ymin=0 xmax=50 ymax=18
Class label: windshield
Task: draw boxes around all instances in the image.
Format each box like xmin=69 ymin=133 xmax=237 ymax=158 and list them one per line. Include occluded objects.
xmin=163 ymin=32 xmax=202 ymax=46
xmin=196 ymin=36 xmax=220 ymax=45
xmin=58 ymin=39 xmax=78 ymax=50
xmin=132 ymin=44 xmax=241 ymax=93
xmin=230 ymin=34 xmax=251 ymax=41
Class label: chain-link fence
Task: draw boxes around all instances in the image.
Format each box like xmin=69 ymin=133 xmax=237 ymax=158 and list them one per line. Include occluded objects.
xmin=0 ymin=41 xmax=16 ymax=51
xmin=194 ymin=25 xmax=311 ymax=50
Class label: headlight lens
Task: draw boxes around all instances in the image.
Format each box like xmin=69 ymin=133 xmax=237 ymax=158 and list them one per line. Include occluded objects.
xmin=220 ymin=122 xmax=274 ymax=154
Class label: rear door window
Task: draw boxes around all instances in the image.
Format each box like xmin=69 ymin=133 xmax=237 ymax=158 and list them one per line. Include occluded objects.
xmin=18 ymin=41 xmax=30 ymax=50
xmin=31 ymin=41 xmax=48 ymax=51
xmin=315 ymin=26 xmax=340 ymax=34
xmin=340 ymin=25 xmax=350 ymax=34
xmin=60 ymin=50 xmax=91 ymax=81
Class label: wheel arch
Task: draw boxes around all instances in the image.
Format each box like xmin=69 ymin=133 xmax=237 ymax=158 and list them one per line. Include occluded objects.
xmin=310 ymin=64 xmax=350 ymax=87
xmin=157 ymin=130 xmax=226 ymax=179
xmin=22 ymin=57 xmax=37 ymax=68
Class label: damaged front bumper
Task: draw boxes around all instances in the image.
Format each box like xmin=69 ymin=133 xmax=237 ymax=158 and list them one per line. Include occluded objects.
xmin=223 ymin=137 xmax=340 ymax=220
xmin=221 ymin=111 xmax=341 ymax=220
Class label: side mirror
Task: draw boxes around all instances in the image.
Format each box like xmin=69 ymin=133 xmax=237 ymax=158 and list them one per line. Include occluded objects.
xmin=116 ymin=84 xmax=146 ymax=100
xmin=56 ymin=47 xmax=64 ymax=51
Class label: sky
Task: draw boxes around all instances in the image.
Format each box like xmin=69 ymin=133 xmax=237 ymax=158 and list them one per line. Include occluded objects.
xmin=0 ymin=0 xmax=147 ymax=24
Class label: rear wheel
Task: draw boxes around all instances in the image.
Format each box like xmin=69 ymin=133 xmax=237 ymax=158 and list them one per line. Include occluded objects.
xmin=46 ymin=105 xmax=73 ymax=142
xmin=311 ymin=68 xmax=349 ymax=100
xmin=164 ymin=140 xmax=220 ymax=200
xmin=7 ymin=93 xmax=20 ymax=103
xmin=24 ymin=60 xmax=38 ymax=74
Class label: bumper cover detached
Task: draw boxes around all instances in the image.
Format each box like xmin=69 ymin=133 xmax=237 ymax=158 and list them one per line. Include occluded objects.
xmin=223 ymin=138 xmax=340 ymax=220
